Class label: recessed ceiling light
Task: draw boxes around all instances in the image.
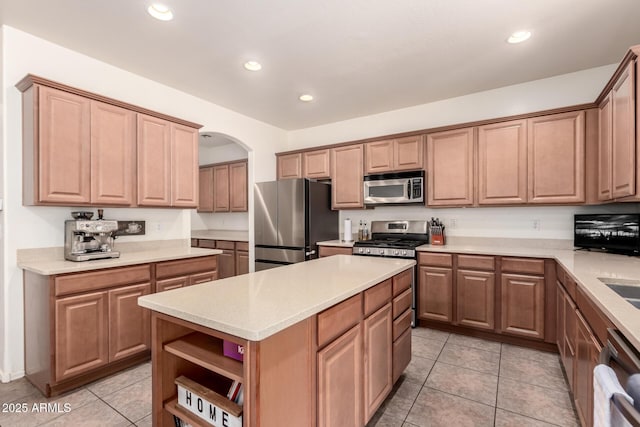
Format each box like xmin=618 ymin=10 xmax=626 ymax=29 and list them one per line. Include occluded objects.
xmin=299 ymin=94 xmax=314 ymax=102
xmin=507 ymin=30 xmax=531 ymax=44
xmin=147 ymin=4 xmax=173 ymax=21
xmin=243 ymin=61 xmax=262 ymax=71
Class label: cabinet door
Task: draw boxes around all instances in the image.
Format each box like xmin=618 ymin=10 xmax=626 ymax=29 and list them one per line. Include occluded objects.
xmin=55 ymin=291 xmax=109 ymax=381
xmin=527 ymin=111 xmax=585 ymax=204
xmin=303 ymin=149 xmax=331 ymax=179
xmin=556 ymin=281 xmax=566 ymax=358
xmin=319 ymin=246 xmax=353 ymax=257
xmin=277 ymin=153 xmax=302 ymax=179
xmin=363 ymin=304 xmax=392 ymax=424
xmin=501 ymin=273 xmax=545 ymax=339
xmin=109 ymin=283 xmax=151 ymax=362
xmin=611 ymin=61 xmax=636 ymax=198
xmin=171 ymin=124 xmax=198 ymax=207
xmin=477 ymin=120 xmax=527 ymax=205
xmin=456 ymin=270 xmax=495 ymax=330
xmin=217 ymin=249 xmax=236 ymax=279
xmin=90 ymin=101 xmax=136 ymax=205
xmin=365 ymin=139 xmax=394 ymax=174
xmin=198 ymin=167 xmax=214 ymax=212
xmin=395 ymin=135 xmax=424 ymax=171
xmin=137 ymin=114 xmax=171 ymax=206
xmin=235 ymin=250 xmax=249 ymax=275
xmin=38 ymin=85 xmax=91 ymax=204
xmin=598 ymin=94 xmax=613 ymax=201
xmin=156 ymin=276 xmax=189 ymax=292
xmin=229 ymin=161 xmax=248 ymax=212
xmin=190 ymin=270 xmax=218 ymax=285
xmin=392 ymin=327 xmax=411 ymax=383
xmin=417 ymin=266 xmax=453 ymax=322
xmin=427 ymin=128 xmax=474 ymax=206
xmin=563 ymin=293 xmax=577 ymax=390
xmin=331 ymin=144 xmax=364 ymax=209
xmin=213 ymin=164 xmax=230 ymax=212
xmin=317 ymin=324 xmax=363 ymax=427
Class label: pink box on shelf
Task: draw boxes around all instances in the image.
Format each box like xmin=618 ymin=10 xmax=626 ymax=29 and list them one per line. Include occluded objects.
xmin=223 ymin=340 xmax=245 ymax=362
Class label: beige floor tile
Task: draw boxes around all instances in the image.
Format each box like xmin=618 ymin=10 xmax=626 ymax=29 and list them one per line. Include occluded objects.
xmin=406 ymin=387 xmax=495 ymax=427
xmin=0 ymin=377 xmax=39 ymax=403
xmin=495 ymin=408 xmax=560 ymax=426
xmin=411 ymin=327 xmax=449 ymax=342
xmin=412 ymin=335 xmax=445 ymax=360
xmin=500 ymin=353 xmax=568 ymax=391
xmin=87 ymin=362 xmax=152 ymax=398
xmin=426 ymin=362 xmax=498 ymax=406
xmin=497 ymin=377 xmax=578 ymax=427
xmin=134 ymin=413 xmax=153 ymax=427
xmin=501 ymin=343 xmax=561 ymax=368
xmin=402 ymin=355 xmax=436 ymax=385
xmin=437 ymin=342 xmax=500 ymax=375
xmin=366 ymin=411 xmax=405 ymax=427
xmin=40 ymin=399 xmax=132 ymax=427
xmin=446 ymin=333 xmax=502 ymax=353
xmin=101 ymin=376 xmax=152 ymax=423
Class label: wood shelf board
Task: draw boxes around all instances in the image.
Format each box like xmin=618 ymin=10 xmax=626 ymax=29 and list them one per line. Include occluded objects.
xmin=175 ymin=375 xmax=243 ymax=417
xmin=164 ymin=397 xmax=208 ymax=427
xmin=164 ymin=332 xmax=243 ymax=382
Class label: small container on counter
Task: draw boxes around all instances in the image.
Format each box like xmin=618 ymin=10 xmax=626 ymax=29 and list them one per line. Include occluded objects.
xmin=429 ymin=217 xmax=445 ymax=245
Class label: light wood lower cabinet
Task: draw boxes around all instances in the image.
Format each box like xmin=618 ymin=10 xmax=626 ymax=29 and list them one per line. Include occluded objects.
xmin=156 ymin=275 xmax=189 ymax=292
xmin=319 ymin=245 xmax=353 ymax=257
xmin=108 ymin=283 xmax=151 ymax=361
xmin=574 ymin=310 xmax=601 ymax=427
xmin=500 ymin=273 xmax=545 ymax=339
xmin=217 ymin=247 xmax=236 ymax=279
xmin=456 ymin=269 xmax=495 ymax=330
xmin=236 ymin=242 xmax=249 ymax=275
xmin=363 ymin=304 xmax=392 ymax=424
xmin=418 ymin=266 xmax=453 ymax=322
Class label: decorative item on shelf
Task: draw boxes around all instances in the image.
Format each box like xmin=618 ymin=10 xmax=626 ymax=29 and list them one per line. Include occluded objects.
xmin=429 ymin=217 xmax=445 ymax=245
xmin=175 ymin=376 xmax=242 ymax=427
xmin=223 ymin=340 xmax=244 ymax=362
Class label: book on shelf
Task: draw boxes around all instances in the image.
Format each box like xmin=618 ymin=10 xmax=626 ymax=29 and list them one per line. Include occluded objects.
xmin=226 ymin=380 xmax=243 ymax=405
xmin=173 ymin=415 xmax=193 ymax=427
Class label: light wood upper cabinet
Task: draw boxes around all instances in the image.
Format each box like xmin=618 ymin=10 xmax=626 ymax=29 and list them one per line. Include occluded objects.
xmin=303 ymin=149 xmax=331 ymax=179
xmin=26 ymin=85 xmax=92 ymax=205
xmin=331 ymin=144 xmax=364 ymax=209
xmin=527 ymin=111 xmax=585 ymax=204
xmin=611 ymin=61 xmax=636 ymax=199
xmin=230 ymin=161 xmax=248 ymax=211
xmin=213 ymin=164 xmax=230 ymax=212
xmin=598 ymin=94 xmax=613 ymax=201
xmin=198 ymin=166 xmax=214 ymax=212
xmin=477 ymin=120 xmax=527 ymax=205
xmin=170 ymin=124 xmax=199 ymax=207
xmin=137 ymin=114 xmax=172 ymax=206
xmin=365 ymin=136 xmax=424 ymax=174
xmin=427 ymin=127 xmax=475 ymax=206
xmin=90 ymin=101 xmax=136 ymax=206
xmin=277 ymin=153 xmax=303 ymax=180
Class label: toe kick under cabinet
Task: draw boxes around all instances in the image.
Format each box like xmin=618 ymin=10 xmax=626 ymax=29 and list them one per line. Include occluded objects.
xmin=23 ymin=255 xmax=217 ymax=397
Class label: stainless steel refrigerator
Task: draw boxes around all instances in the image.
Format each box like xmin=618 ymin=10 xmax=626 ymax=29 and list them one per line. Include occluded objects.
xmin=254 ymin=179 xmax=339 ymax=271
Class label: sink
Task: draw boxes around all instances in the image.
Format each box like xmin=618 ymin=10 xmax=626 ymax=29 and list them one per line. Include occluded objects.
xmin=598 ymin=278 xmax=640 ymax=309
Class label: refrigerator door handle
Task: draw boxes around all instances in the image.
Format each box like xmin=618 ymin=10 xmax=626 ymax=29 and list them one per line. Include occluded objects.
xmin=305 ymin=250 xmax=316 ymax=256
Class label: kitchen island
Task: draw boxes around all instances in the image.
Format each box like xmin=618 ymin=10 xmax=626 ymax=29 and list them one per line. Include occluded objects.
xmin=138 ymin=255 xmax=415 ymax=427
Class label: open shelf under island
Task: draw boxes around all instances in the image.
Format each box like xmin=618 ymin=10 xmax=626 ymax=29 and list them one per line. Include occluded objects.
xmin=138 ymin=255 xmax=415 ymax=427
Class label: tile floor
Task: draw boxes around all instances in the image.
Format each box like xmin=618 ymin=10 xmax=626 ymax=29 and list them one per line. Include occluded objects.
xmin=0 ymin=327 xmax=579 ymax=427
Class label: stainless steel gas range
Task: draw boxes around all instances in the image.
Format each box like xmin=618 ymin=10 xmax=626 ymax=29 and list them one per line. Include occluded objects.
xmin=352 ymin=220 xmax=429 ymax=326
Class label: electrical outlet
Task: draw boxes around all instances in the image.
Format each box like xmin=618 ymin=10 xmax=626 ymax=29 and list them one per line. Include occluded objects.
xmin=533 ymin=219 xmax=541 ymax=230
xmin=155 ymin=222 xmax=162 ymax=232
xmin=449 ymin=218 xmax=457 ymax=229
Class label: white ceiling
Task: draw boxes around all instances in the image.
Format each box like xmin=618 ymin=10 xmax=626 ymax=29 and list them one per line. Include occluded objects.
xmin=2 ymin=0 xmax=640 ymax=130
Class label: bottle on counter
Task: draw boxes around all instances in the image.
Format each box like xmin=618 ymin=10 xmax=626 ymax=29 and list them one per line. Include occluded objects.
xmin=363 ymin=221 xmax=369 ymax=241
xmin=358 ymin=220 xmax=364 ymax=241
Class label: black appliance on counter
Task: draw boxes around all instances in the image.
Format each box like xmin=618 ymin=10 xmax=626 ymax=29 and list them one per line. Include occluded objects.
xmin=353 ymin=220 xmax=429 ymax=327
xmin=574 ymin=214 xmax=640 ymax=255
xmin=254 ymin=179 xmax=338 ymax=271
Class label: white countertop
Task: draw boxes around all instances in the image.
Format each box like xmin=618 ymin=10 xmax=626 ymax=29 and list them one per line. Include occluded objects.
xmin=191 ymin=229 xmax=249 ymax=242
xmin=18 ymin=240 xmax=221 ymax=275
xmin=417 ymin=242 xmax=640 ymax=350
xmin=317 ymin=239 xmax=356 ymax=248
xmin=138 ymin=255 xmax=415 ymax=341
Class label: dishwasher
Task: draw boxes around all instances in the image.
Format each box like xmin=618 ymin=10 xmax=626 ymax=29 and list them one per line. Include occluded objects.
xmin=599 ymin=328 xmax=640 ymax=426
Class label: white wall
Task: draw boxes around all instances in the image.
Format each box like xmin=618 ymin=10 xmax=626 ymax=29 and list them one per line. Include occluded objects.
xmin=0 ymin=26 xmax=287 ymax=380
xmin=193 ymin=142 xmax=250 ymax=231
xmin=288 ymin=63 xmax=623 ymax=241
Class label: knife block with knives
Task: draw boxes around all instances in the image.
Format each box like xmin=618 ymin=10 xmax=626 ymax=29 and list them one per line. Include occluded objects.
xmin=429 ymin=218 xmax=445 ymax=245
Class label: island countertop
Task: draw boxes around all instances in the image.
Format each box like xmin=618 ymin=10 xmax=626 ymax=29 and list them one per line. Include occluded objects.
xmin=138 ymin=255 xmax=415 ymax=341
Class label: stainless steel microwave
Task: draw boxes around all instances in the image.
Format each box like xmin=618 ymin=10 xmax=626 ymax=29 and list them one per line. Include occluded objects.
xmin=363 ymin=171 xmax=424 ymax=205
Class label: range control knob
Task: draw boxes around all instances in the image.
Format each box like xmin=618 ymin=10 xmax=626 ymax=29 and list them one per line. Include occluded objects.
xmin=394 ymin=250 xmax=399 ymax=256
xmin=402 ymin=250 xmax=407 ymax=256
xmin=358 ymin=248 xmax=364 ymax=254
xmin=379 ymin=249 xmax=385 ymax=255
xmin=366 ymin=248 xmax=371 ymax=254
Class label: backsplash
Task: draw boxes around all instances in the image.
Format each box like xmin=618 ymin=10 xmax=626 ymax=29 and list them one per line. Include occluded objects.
xmin=191 ymin=211 xmax=249 ymax=231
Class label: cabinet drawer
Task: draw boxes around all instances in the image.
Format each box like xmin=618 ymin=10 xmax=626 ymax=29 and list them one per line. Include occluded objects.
xmin=216 ymin=240 xmax=235 ymax=250
xmin=418 ymin=252 xmax=452 ymax=267
xmin=156 ymin=256 xmax=218 ymax=279
xmin=317 ymin=293 xmax=362 ymax=348
xmin=457 ymin=255 xmax=495 ymax=271
xmin=236 ymin=241 xmax=249 ymax=251
xmin=197 ymin=239 xmax=216 ymax=249
xmin=501 ymin=257 xmax=545 ymax=275
xmin=393 ymin=288 xmax=412 ymax=319
xmin=55 ymin=265 xmax=151 ymax=296
xmin=190 ymin=239 xmax=198 ymax=247
xmin=318 ymin=246 xmax=352 ymax=257
xmin=364 ymin=279 xmax=392 ymax=317
xmin=190 ymin=270 xmax=217 ymax=285
xmin=392 ymin=269 xmax=412 ymax=296
xmin=393 ymin=309 xmax=412 ymax=340
xmin=392 ymin=327 xmax=411 ymax=383
xmin=156 ymin=276 xmax=188 ymax=292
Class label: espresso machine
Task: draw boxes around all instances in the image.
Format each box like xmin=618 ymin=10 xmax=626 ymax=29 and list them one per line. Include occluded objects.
xmin=64 ymin=212 xmax=120 ymax=261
